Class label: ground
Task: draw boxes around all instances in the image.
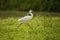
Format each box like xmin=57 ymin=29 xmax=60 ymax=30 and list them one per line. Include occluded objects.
xmin=0 ymin=11 xmax=60 ymax=40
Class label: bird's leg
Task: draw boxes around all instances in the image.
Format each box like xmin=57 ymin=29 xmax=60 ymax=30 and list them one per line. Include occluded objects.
xmin=27 ymin=23 xmax=33 ymax=30
xmin=16 ymin=23 xmax=23 ymax=29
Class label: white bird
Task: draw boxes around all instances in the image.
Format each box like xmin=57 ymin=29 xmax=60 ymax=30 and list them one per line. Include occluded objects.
xmin=17 ymin=10 xmax=33 ymax=29
xmin=18 ymin=10 xmax=33 ymax=22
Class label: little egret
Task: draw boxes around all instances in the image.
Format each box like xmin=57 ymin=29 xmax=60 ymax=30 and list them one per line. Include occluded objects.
xmin=18 ymin=10 xmax=33 ymax=22
xmin=17 ymin=10 xmax=33 ymax=29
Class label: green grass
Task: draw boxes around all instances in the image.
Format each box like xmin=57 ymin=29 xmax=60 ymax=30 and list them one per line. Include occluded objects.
xmin=0 ymin=12 xmax=60 ymax=40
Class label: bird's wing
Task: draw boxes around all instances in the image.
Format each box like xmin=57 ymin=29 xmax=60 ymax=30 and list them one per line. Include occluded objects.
xmin=18 ymin=16 xmax=31 ymax=22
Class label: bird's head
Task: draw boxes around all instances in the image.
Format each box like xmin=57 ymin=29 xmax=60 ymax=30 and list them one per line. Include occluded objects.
xmin=27 ymin=9 xmax=33 ymax=16
xmin=29 ymin=10 xmax=33 ymax=13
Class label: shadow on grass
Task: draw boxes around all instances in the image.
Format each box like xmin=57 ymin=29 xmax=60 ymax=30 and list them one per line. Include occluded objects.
xmin=36 ymin=12 xmax=60 ymax=17
xmin=0 ymin=11 xmax=60 ymax=19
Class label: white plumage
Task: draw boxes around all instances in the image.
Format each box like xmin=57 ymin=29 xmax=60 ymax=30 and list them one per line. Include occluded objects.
xmin=18 ymin=10 xmax=33 ymax=22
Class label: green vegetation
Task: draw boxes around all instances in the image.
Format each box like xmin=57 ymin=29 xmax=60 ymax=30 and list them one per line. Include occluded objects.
xmin=0 ymin=0 xmax=60 ymax=11
xmin=0 ymin=12 xmax=60 ymax=40
xmin=0 ymin=0 xmax=60 ymax=40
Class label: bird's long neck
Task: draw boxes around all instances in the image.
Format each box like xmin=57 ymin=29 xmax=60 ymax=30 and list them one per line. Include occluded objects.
xmin=29 ymin=12 xmax=33 ymax=17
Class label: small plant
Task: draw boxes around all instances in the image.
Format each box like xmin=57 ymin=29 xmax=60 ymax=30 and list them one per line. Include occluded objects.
xmin=0 ymin=13 xmax=60 ymax=40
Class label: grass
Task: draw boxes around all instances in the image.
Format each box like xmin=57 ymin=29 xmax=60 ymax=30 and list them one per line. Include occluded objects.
xmin=0 ymin=11 xmax=60 ymax=40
